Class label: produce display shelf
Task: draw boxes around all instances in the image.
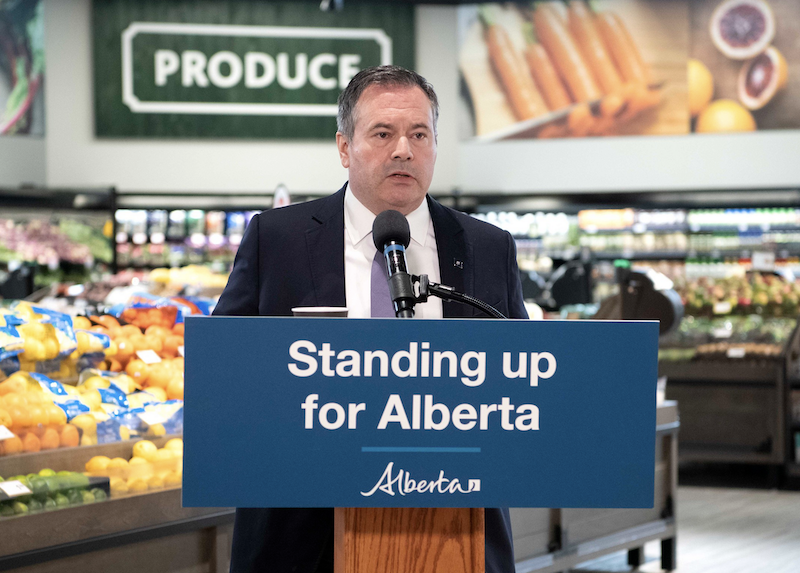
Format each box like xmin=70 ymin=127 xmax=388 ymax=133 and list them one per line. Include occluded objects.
xmin=659 ymin=361 xmax=781 ymax=384
xmin=786 ymin=463 xmax=800 ymax=478
xmin=0 ymin=488 xmax=234 ymax=570
xmin=512 ymin=402 xmax=679 ymax=573
xmin=0 ymin=435 xmax=236 ymax=573
xmin=0 ymin=434 xmax=181 ymax=477
xmin=678 ymin=445 xmax=776 ymax=465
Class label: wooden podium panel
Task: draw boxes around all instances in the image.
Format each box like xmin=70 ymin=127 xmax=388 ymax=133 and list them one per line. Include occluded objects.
xmin=334 ymin=508 xmax=485 ymax=573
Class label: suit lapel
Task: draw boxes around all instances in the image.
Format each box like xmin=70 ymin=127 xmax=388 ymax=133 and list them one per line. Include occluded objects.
xmin=428 ymin=196 xmax=473 ymax=318
xmin=306 ymin=185 xmax=347 ymax=308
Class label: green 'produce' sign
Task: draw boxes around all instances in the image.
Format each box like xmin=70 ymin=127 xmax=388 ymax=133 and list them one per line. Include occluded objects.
xmin=93 ymin=0 xmax=415 ymax=139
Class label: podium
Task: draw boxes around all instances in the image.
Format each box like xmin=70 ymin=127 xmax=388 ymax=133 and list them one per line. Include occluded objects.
xmin=335 ymin=508 xmax=484 ymax=573
xmin=183 ymin=316 xmax=659 ymax=572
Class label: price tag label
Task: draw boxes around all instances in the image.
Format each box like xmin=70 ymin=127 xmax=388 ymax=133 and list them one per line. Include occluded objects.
xmin=713 ymin=301 xmax=732 ymax=315
xmin=0 ymin=425 xmax=15 ymax=441
xmin=727 ymin=347 xmax=746 ymax=359
xmin=712 ymin=328 xmax=733 ymax=339
xmin=178 ymin=345 xmax=184 ymax=357
xmin=752 ymin=251 xmax=775 ymax=271
xmin=136 ymin=350 xmax=162 ymax=364
xmin=138 ymin=411 xmax=166 ymax=426
xmin=0 ymin=480 xmax=32 ymax=497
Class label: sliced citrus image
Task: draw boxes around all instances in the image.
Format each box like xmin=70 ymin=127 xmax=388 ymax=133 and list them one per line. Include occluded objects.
xmin=709 ymin=0 xmax=775 ymax=60
xmin=738 ymin=46 xmax=788 ymax=109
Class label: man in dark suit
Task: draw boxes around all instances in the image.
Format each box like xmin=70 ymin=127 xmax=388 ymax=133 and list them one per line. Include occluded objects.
xmin=214 ymin=65 xmax=527 ymax=573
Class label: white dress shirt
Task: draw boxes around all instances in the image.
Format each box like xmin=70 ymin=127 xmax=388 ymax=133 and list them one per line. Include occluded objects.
xmin=344 ymin=187 xmax=443 ymax=319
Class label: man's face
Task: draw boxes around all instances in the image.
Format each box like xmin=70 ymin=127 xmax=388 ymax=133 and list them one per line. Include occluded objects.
xmin=337 ymin=84 xmax=437 ymax=216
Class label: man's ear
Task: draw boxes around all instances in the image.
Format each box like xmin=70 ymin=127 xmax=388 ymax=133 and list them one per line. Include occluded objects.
xmin=336 ymin=132 xmax=350 ymax=169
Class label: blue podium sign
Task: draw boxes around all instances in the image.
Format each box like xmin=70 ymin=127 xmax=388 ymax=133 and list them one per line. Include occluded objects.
xmin=183 ymin=317 xmax=658 ymax=508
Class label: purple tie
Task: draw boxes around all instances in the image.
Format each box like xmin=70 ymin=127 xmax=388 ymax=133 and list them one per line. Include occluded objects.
xmin=371 ymin=249 xmax=395 ymax=317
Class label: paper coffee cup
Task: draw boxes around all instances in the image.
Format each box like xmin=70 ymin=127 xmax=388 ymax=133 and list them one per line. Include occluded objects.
xmin=291 ymin=306 xmax=349 ymax=317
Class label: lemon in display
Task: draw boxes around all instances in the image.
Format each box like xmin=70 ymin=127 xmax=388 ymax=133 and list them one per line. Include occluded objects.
xmin=163 ymin=471 xmax=182 ymax=488
xmin=107 ymin=457 xmax=129 ymax=470
xmin=109 ymin=478 xmax=128 ymax=496
xmin=20 ymin=338 xmax=46 ymax=361
xmin=85 ymin=455 xmax=111 ymax=473
xmin=147 ymin=475 xmax=164 ymax=490
xmin=146 ymin=423 xmax=166 ymax=437
xmin=81 ymin=376 xmax=110 ymax=391
xmin=164 ymin=438 xmax=183 ymax=453
xmin=127 ymin=478 xmax=148 ymax=493
xmin=78 ymin=389 xmax=102 ymax=411
xmin=142 ymin=387 xmax=167 ymax=402
xmin=132 ymin=440 xmax=158 ymax=461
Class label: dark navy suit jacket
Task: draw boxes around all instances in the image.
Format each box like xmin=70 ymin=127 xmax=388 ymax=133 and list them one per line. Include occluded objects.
xmin=213 ymin=184 xmax=528 ymax=573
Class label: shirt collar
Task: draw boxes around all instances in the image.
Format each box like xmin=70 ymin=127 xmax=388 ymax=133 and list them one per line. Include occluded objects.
xmin=344 ymin=185 xmax=432 ymax=248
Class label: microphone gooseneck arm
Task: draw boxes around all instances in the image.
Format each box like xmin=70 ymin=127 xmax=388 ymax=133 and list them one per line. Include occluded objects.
xmin=413 ymin=275 xmax=508 ymax=319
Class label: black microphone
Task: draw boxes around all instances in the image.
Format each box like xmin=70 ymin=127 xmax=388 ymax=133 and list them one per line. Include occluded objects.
xmin=372 ymin=210 xmax=416 ymax=318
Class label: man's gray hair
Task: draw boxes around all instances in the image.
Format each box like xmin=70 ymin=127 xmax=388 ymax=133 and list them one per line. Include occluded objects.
xmin=336 ymin=65 xmax=439 ymax=140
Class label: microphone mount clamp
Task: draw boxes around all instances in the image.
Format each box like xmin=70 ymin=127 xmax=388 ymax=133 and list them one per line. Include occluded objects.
xmin=412 ymin=274 xmax=508 ymax=319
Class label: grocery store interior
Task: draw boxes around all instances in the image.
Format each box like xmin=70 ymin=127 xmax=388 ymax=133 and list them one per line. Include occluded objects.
xmin=2 ymin=0 xmax=800 ymax=571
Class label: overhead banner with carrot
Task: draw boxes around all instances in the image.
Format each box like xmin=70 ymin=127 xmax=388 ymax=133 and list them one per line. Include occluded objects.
xmin=458 ymin=0 xmax=798 ymax=141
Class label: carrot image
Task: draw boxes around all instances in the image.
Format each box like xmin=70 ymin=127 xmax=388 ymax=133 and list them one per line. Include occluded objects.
xmin=594 ymin=11 xmax=653 ymax=86
xmin=566 ymin=0 xmax=623 ymax=95
xmin=599 ymin=93 xmax=625 ymax=118
xmin=523 ymin=23 xmax=572 ymax=110
xmin=538 ymin=1 xmax=569 ymax=27
xmin=537 ymin=123 xmax=569 ymax=138
xmin=480 ymin=7 xmax=549 ymax=121
xmin=567 ymin=102 xmax=593 ymax=136
xmin=532 ymin=2 xmax=601 ymax=103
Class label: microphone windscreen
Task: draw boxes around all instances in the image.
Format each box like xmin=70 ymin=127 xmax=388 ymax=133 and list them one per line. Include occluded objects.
xmin=373 ymin=210 xmax=411 ymax=249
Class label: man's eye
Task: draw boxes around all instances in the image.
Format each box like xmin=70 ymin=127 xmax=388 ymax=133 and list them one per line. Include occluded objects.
xmin=413 ymin=133 xmax=426 ymax=139
xmin=376 ymin=132 xmax=388 ymax=138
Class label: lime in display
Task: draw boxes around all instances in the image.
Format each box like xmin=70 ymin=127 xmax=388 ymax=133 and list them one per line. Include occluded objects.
xmin=81 ymin=490 xmax=95 ymax=504
xmin=0 ymin=503 xmax=14 ymax=517
xmin=27 ymin=498 xmax=44 ymax=513
xmin=67 ymin=490 xmax=84 ymax=505
xmin=54 ymin=493 xmax=70 ymax=507
xmin=43 ymin=497 xmax=58 ymax=511
xmin=57 ymin=470 xmax=72 ymax=477
xmin=29 ymin=476 xmax=48 ymax=496
xmin=12 ymin=501 xmax=29 ymax=515
xmin=91 ymin=488 xmax=108 ymax=502
xmin=38 ymin=468 xmax=56 ymax=477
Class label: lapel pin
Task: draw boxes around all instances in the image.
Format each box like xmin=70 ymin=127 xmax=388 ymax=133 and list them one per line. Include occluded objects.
xmin=453 ymin=259 xmax=464 ymax=269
